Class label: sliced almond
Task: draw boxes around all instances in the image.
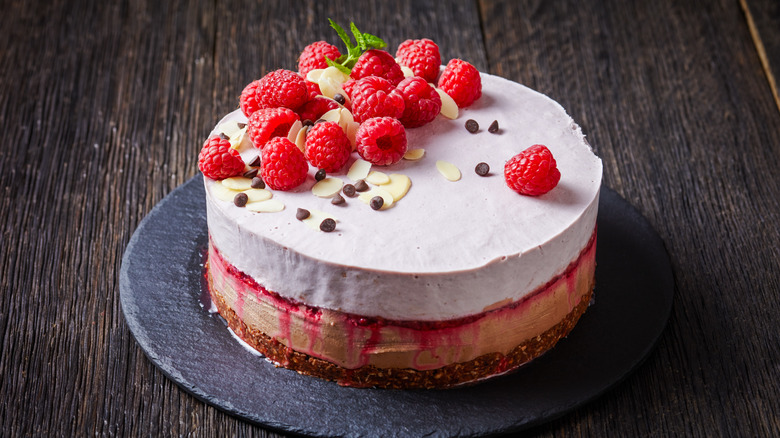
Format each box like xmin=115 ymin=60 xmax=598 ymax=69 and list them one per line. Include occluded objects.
xmin=286 ymin=119 xmax=303 ymax=143
xmin=385 ymin=174 xmax=412 ymax=201
xmin=320 ymin=66 xmax=350 ymax=86
xmin=403 ymin=148 xmax=425 ymax=161
xmin=301 ymin=209 xmax=338 ymax=231
xmin=221 ymin=177 xmax=254 ymax=191
xmin=436 ymin=160 xmax=461 ymax=181
xmin=400 ymin=65 xmax=414 ymax=78
xmin=318 ymin=76 xmax=347 ymax=100
xmin=346 ymin=121 xmax=360 ymax=151
xmin=295 ymin=124 xmax=307 ymax=153
xmin=320 ymin=108 xmax=341 ymax=123
xmin=366 ymin=171 xmax=390 ymax=185
xmin=311 ymin=177 xmax=344 ymax=198
xmin=217 ymin=120 xmax=244 ymax=139
xmin=246 ymin=199 xmax=285 ymax=213
xmin=347 ymin=158 xmax=371 ymax=181
xmin=306 ymin=69 xmax=325 ymax=83
xmin=358 ymin=187 xmax=394 ymax=210
xmin=242 ymin=188 xmax=272 ymax=203
xmin=338 ymin=108 xmax=354 ymax=131
xmin=436 ymin=88 xmax=459 ymax=119
xmin=211 ymin=182 xmax=239 ymax=202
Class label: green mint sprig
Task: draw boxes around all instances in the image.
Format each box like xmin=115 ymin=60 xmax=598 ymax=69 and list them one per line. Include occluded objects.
xmin=326 ymin=19 xmax=387 ymax=75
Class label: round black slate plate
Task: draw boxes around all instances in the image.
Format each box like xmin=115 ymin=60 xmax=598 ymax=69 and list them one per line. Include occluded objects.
xmin=120 ymin=175 xmax=674 ymax=437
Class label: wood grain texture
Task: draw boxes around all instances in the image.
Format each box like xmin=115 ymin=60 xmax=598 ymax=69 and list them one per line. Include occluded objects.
xmin=0 ymin=0 xmax=778 ymax=436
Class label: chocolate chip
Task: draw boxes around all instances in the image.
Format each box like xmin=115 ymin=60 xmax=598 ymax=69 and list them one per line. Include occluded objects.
xmin=343 ymin=184 xmax=357 ymax=197
xmin=296 ymin=208 xmax=310 ymax=221
xmin=247 ymin=155 xmax=262 ymax=167
xmin=243 ymin=168 xmax=259 ymax=179
xmin=334 ymin=93 xmax=346 ymax=105
xmin=331 ymin=193 xmax=345 ymax=205
xmin=251 ymin=177 xmax=265 ymax=189
xmin=475 ymin=162 xmax=490 ymax=176
xmin=354 ymin=180 xmax=369 ymax=192
xmin=488 ymin=120 xmax=499 ymax=133
xmin=370 ymin=196 xmax=384 ymax=210
xmin=320 ymin=218 xmax=336 ymax=232
xmin=237 ymin=123 xmax=247 ymax=129
xmin=302 ymin=119 xmax=314 ymax=127
xmin=315 ymin=168 xmax=327 ymax=181
xmin=465 ymin=119 xmax=479 ymax=133
xmin=219 ymin=132 xmax=230 ymax=140
xmin=233 ymin=192 xmax=248 ymax=207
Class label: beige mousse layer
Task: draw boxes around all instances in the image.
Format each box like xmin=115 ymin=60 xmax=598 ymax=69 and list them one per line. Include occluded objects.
xmin=207 ymin=228 xmax=595 ymax=377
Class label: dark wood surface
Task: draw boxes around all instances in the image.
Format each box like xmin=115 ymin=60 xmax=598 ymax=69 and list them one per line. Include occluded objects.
xmin=1 ymin=0 xmax=778 ymax=436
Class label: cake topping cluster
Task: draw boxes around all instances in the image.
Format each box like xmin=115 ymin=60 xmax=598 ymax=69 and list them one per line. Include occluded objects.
xmin=199 ymin=20 xmax=564 ymax=233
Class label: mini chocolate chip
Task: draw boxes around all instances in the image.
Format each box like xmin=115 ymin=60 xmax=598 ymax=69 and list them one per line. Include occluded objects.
xmin=219 ymin=132 xmax=230 ymax=140
xmin=302 ymin=119 xmax=314 ymax=126
xmin=465 ymin=119 xmax=479 ymax=133
xmin=296 ymin=208 xmax=310 ymax=221
xmin=475 ymin=162 xmax=490 ymax=176
xmin=251 ymin=177 xmax=265 ymax=189
xmin=343 ymin=184 xmax=357 ymax=197
xmin=320 ymin=218 xmax=336 ymax=232
xmin=331 ymin=193 xmax=345 ymax=205
xmin=237 ymin=122 xmax=247 ymax=129
xmin=315 ymin=168 xmax=327 ymax=181
xmin=243 ymin=168 xmax=259 ymax=179
xmin=370 ymin=196 xmax=384 ymax=210
xmin=233 ymin=192 xmax=248 ymax=207
xmin=334 ymin=93 xmax=346 ymax=105
xmin=247 ymin=155 xmax=262 ymax=167
xmin=488 ymin=120 xmax=499 ymax=133
xmin=354 ymin=180 xmax=369 ymax=192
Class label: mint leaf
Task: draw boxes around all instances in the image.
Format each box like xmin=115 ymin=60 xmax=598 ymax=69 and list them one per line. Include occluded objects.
xmin=350 ymin=22 xmax=367 ymax=51
xmin=329 ymin=19 xmax=354 ymax=53
xmin=326 ymin=19 xmax=387 ymax=73
xmin=325 ymin=58 xmax=352 ymax=75
xmin=362 ymin=33 xmax=386 ymax=50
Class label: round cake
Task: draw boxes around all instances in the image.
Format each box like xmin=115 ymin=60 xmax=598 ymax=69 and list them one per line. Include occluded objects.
xmin=202 ymin=74 xmax=602 ymax=388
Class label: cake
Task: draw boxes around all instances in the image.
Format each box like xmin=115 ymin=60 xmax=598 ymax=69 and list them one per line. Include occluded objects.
xmin=199 ymin=27 xmax=602 ymax=389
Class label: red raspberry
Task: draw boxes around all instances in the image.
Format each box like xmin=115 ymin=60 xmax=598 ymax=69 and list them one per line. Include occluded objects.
xmin=297 ymin=41 xmax=342 ymax=78
xmin=247 ymin=107 xmax=300 ymax=149
xmin=341 ymin=78 xmax=357 ymax=99
xmin=198 ymin=135 xmax=246 ymax=180
xmin=261 ymin=137 xmax=309 ymax=191
xmin=437 ymin=59 xmax=482 ymax=108
xmin=350 ymin=76 xmax=405 ymax=123
xmin=239 ymin=80 xmax=262 ymax=117
xmin=395 ymin=38 xmax=441 ymax=83
xmin=504 ymin=144 xmax=561 ymax=196
xmin=396 ymin=76 xmax=441 ymax=128
xmin=356 ymin=117 xmax=407 ymax=166
xmin=304 ymin=121 xmax=351 ymax=173
xmin=305 ymin=79 xmax=322 ymax=99
xmin=255 ymin=69 xmax=309 ymax=111
xmin=350 ymin=49 xmax=405 ymax=86
xmin=296 ymin=96 xmax=340 ymax=124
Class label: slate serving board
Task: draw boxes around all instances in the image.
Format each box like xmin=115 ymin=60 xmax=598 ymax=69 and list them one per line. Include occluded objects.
xmin=120 ymin=175 xmax=674 ymax=437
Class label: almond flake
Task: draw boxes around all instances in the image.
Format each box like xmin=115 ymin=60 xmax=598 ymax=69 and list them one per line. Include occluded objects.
xmin=320 ymin=108 xmax=341 ymax=123
xmin=347 ymin=158 xmax=371 ymax=181
xmin=287 ymin=119 xmax=303 ymax=143
xmin=221 ymin=177 xmax=253 ymax=191
xmin=346 ymin=121 xmax=360 ymax=151
xmin=366 ymin=171 xmax=390 ymax=185
xmin=295 ymin=124 xmax=307 ymax=153
xmin=242 ymin=188 xmax=272 ymax=203
xmin=403 ymin=148 xmax=425 ymax=161
xmin=385 ymin=174 xmax=412 ymax=201
xmin=306 ymin=69 xmax=325 ymax=83
xmin=245 ymin=199 xmax=285 ymax=213
xmin=400 ymin=65 xmax=414 ymax=78
xmin=312 ymin=177 xmax=344 ymax=198
xmin=436 ymin=88 xmax=458 ymax=119
xmin=212 ymin=182 xmax=239 ymax=202
xmin=436 ymin=160 xmax=461 ymax=181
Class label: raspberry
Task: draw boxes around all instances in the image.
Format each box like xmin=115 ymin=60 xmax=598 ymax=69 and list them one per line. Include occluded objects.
xmin=437 ymin=59 xmax=482 ymax=108
xmin=198 ymin=135 xmax=246 ymax=180
xmin=341 ymin=78 xmax=357 ymax=99
xmin=356 ymin=117 xmax=407 ymax=166
xmin=304 ymin=121 xmax=352 ymax=172
xmin=504 ymin=144 xmax=561 ymax=196
xmin=255 ymin=69 xmax=309 ymax=111
xmin=305 ymin=79 xmax=322 ymax=99
xmin=247 ymin=107 xmax=300 ymax=149
xmin=239 ymin=80 xmax=262 ymax=117
xmin=350 ymin=49 xmax=405 ymax=86
xmin=296 ymin=96 xmax=340 ymax=124
xmin=396 ymin=76 xmax=441 ymax=128
xmin=349 ymin=76 xmax=405 ymax=123
xmin=395 ymin=38 xmax=441 ymax=83
xmin=297 ymin=41 xmax=342 ymax=78
xmin=261 ymin=137 xmax=309 ymax=191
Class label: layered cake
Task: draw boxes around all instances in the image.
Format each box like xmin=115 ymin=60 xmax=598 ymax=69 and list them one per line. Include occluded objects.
xmin=199 ymin=24 xmax=602 ymax=388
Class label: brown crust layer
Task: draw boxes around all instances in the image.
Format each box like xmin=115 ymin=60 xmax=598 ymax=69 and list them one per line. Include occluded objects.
xmin=209 ymin=268 xmax=594 ymax=389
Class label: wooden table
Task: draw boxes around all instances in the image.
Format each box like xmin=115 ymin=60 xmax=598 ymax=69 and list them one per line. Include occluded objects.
xmin=2 ymin=0 xmax=778 ymax=436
